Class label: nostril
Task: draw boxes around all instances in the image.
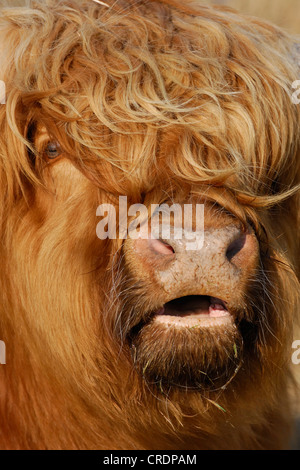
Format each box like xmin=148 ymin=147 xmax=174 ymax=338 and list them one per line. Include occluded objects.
xmin=150 ymin=238 xmax=175 ymax=256
xmin=226 ymin=233 xmax=247 ymax=262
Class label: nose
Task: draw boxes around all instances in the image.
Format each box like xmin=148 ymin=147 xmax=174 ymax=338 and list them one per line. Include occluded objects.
xmin=147 ymin=226 xmax=248 ymax=258
xmin=129 ymin=223 xmax=259 ymax=304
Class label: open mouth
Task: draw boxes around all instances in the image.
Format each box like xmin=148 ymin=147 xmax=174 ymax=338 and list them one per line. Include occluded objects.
xmin=128 ymin=294 xmax=241 ymax=390
xmin=152 ymin=295 xmax=231 ymax=327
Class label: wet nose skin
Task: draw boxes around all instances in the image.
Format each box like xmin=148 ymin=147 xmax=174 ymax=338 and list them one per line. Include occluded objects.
xmin=131 ymin=224 xmax=259 ymax=308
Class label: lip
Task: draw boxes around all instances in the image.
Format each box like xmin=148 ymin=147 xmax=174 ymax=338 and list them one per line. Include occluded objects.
xmin=152 ymin=295 xmax=233 ymax=328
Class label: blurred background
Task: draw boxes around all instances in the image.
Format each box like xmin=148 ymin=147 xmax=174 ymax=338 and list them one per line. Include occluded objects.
xmin=203 ymin=0 xmax=299 ymax=34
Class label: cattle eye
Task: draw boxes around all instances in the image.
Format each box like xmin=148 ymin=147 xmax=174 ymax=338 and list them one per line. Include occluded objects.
xmin=44 ymin=141 xmax=62 ymax=160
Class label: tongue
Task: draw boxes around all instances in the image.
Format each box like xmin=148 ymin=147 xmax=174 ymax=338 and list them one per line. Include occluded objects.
xmin=209 ymin=303 xmax=228 ymax=317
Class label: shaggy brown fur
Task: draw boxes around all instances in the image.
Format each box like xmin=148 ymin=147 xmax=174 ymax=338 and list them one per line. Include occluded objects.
xmin=0 ymin=0 xmax=299 ymax=450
